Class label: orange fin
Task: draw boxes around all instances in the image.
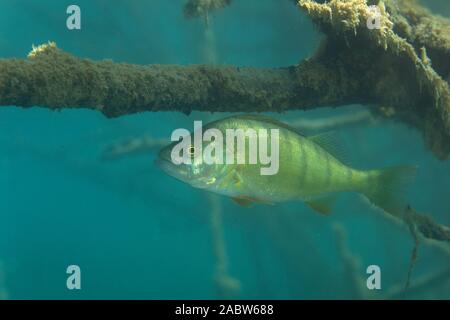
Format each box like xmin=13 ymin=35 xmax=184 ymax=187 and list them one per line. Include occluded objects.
xmin=305 ymin=195 xmax=337 ymax=215
xmin=232 ymin=196 xmax=273 ymax=207
xmin=232 ymin=197 xmax=255 ymax=207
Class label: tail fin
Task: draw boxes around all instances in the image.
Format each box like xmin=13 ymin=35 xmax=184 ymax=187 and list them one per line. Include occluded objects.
xmin=362 ymin=165 xmax=417 ymax=216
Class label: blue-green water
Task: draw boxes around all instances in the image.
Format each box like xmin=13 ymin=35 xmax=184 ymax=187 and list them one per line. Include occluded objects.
xmin=0 ymin=0 xmax=449 ymax=299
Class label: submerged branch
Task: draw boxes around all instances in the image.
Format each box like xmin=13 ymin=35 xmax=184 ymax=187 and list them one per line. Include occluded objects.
xmin=386 ymin=267 xmax=450 ymax=299
xmin=297 ymin=0 xmax=450 ymax=159
xmin=100 ymin=136 xmax=166 ymax=161
xmin=0 ymin=42 xmax=362 ymax=117
xmin=406 ymin=206 xmax=450 ymax=243
xmin=332 ymin=224 xmax=367 ymax=299
xmin=208 ymin=194 xmax=240 ymax=298
xmin=287 ymin=109 xmax=375 ymax=131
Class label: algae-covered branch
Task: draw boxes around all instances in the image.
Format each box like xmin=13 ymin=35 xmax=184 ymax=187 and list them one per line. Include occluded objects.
xmin=0 ymin=43 xmax=361 ymax=117
xmin=297 ymin=0 xmax=450 ymax=159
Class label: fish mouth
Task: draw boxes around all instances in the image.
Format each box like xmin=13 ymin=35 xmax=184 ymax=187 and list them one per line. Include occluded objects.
xmin=154 ymin=157 xmax=189 ymax=182
xmin=154 ymin=157 xmax=175 ymax=173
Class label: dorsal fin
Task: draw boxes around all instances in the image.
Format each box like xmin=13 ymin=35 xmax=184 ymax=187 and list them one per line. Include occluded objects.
xmin=228 ymin=114 xmax=306 ymax=137
xmin=207 ymin=114 xmax=350 ymax=164
xmin=308 ymin=131 xmax=349 ymax=165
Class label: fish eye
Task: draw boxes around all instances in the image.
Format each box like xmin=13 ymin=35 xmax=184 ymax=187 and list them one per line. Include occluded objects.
xmin=188 ymin=145 xmax=195 ymax=157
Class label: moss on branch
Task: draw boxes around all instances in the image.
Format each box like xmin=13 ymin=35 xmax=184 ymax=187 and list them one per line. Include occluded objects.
xmin=297 ymin=0 xmax=450 ymax=159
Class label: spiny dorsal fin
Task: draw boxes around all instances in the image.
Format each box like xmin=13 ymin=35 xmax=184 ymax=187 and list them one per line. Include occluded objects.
xmin=305 ymin=195 xmax=338 ymax=215
xmin=230 ymin=114 xmax=306 ymax=137
xmin=308 ymin=132 xmax=349 ymax=165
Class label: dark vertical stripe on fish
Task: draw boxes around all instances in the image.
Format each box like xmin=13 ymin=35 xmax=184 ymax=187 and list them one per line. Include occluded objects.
xmin=299 ymin=139 xmax=308 ymax=184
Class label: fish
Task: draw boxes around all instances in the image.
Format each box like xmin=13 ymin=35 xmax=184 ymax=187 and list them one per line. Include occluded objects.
xmin=156 ymin=114 xmax=416 ymax=215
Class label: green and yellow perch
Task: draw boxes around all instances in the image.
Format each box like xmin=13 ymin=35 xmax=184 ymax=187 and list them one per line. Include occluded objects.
xmin=157 ymin=114 xmax=416 ymax=215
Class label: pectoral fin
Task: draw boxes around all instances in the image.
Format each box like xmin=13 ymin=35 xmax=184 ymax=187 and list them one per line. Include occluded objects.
xmin=305 ymin=195 xmax=337 ymax=215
